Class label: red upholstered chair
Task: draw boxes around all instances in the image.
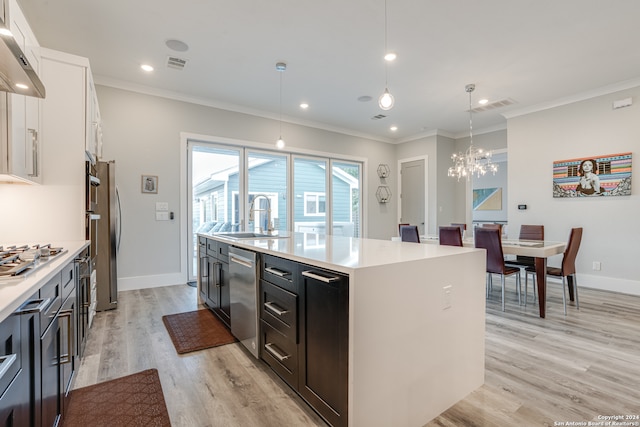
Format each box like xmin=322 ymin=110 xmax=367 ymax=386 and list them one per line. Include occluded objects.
xmin=399 ymin=225 xmax=420 ymax=243
xmin=525 ymin=228 xmax=583 ymax=316
xmin=505 ymin=224 xmax=544 ymax=304
xmin=475 ymin=227 xmax=522 ymax=311
xmin=439 ymin=226 xmax=463 ymax=247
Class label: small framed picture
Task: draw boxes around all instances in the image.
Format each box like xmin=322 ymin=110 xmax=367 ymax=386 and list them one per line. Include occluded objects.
xmin=141 ymin=175 xmax=158 ymax=194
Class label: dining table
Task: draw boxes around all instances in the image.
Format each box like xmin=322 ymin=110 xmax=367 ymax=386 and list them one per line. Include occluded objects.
xmin=417 ymin=235 xmax=566 ymax=318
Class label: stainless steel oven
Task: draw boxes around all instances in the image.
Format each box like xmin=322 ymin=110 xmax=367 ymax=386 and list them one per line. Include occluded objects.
xmin=86 ymin=161 xmax=100 ymax=213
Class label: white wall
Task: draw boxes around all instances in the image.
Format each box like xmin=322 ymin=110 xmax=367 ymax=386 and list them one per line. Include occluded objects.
xmin=95 ymin=85 xmax=397 ymax=289
xmin=507 ymin=85 xmax=639 ymax=295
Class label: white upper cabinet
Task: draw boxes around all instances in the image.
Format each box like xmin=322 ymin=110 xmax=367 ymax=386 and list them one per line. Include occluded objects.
xmin=0 ymin=0 xmax=42 ymax=184
xmin=85 ymin=73 xmax=102 ymax=163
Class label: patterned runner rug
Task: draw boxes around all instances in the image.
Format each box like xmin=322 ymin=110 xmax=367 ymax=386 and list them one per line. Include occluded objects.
xmin=162 ymin=309 xmax=236 ymax=354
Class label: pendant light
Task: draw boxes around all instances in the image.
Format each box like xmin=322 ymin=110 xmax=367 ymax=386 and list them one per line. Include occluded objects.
xmin=378 ymin=0 xmax=394 ymax=110
xmin=275 ymin=62 xmax=286 ymax=149
xmin=448 ymin=84 xmax=498 ymax=180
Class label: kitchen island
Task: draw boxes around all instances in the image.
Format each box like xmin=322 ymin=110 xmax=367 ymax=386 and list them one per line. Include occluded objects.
xmin=199 ymin=231 xmax=485 ymax=427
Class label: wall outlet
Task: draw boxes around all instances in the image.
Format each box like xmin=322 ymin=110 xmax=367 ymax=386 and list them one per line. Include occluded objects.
xmin=442 ymin=285 xmax=452 ymax=310
xmin=592 ymin=261 xmax=601 ymax=271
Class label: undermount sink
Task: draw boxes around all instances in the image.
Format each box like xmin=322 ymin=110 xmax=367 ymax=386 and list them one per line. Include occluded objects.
xmin=215 ymin=232 xmax=289 ymax=240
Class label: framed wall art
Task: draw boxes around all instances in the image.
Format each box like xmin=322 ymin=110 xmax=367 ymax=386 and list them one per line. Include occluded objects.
xmin=141 ymin=175 xmax=158 ymax=194
xmin=552 ymin=152 xmax=631 ymax=198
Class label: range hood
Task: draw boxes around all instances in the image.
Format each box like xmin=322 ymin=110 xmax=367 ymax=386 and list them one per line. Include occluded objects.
xmin=0 ymin=15 xmax=45 ymax=98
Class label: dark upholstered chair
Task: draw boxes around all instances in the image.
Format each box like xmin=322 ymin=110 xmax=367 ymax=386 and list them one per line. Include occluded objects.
xmin=475 ymin=227 xmax=521 ymax=311
xmin=399 ymin=225 xmax=420 ymax=243
xmin=439 ymin=226 xmax=463 ymax=247
xmin=481 ymin=223 xmax=503 ymax=234
xmin=505 ymin=224 xmax=544 ymax=304
xmin=450 ymin=223 xmax=466 ymax=235
xmin=525 ymin=228 xmax=583 ymax=315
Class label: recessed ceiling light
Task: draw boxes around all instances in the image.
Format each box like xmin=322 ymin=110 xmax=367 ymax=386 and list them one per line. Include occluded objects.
xmin=15 ymin=83 xmax=29 ymax=90
xmin=384 ymin=52 xmax=397 ymax=61
xmin=141 ymin=64 xmax=154 ymax=72
xmin=357 ymin=95 xmax=373 ymax=102
xmin=390 ymin=125 xmax=398 ymax=131
xmin=165 ymin=39 xmax=189 ymax=52
xmin=479 ymin=99 xmax=489 ymax=105
xmin=300 ymin=103 xmax=309 ymax=109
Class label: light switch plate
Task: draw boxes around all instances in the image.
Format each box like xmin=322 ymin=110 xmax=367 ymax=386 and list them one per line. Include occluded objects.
xmin=156 ymin=202 xmax=169 ymax=211
xmin=156 ymin=212 xmax=170 ymax=221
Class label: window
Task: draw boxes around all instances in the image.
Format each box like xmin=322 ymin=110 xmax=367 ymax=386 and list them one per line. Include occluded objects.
xmin=304 ymin=192 xmax=326 ymax=216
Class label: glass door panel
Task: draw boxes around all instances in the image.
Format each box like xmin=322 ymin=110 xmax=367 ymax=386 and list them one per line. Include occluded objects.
xmin=247 ymin=151 xmax=288 ymax=233
xmin=188 ymin=143 xmax=241 ymax=280
xmin=331 ymin=161 xmax=361 ymax=237
xmin=293 ymin=157 xmax=328 ymax=234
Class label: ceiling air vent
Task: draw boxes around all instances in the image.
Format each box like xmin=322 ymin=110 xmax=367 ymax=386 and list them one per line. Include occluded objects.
xmin=167 ymin=56 xmax=187 ymax=70
xmin=371 ymin=114 xmax=387 ymax=120
xmin=470 ymin=98 xmax=516 ymax=113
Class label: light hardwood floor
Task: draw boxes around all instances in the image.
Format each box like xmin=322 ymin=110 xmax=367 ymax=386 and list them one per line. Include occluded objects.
xmin=75 ymin=281 xmax=640 ymax=427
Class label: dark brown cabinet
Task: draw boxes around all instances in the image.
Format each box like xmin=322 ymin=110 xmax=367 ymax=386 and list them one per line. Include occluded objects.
xmin=198 ymin=237 xmax=231 ymax=327
xmin=259 ymin=255 xmax=349 ymax=427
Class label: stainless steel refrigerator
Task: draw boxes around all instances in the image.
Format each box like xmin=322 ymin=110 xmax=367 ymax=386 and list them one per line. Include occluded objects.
xmin=95 ymin=160 xmax=120 ymax=311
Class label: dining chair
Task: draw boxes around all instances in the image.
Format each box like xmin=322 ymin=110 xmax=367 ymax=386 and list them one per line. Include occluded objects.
xmin=398 ymin=223 xmax=409 ymax=235
xmin=505 ymin=224 xmax=544 ymax=304
xmin=525 ymin=227 xmax=583 ymax=315
xmin=439 ymin=226 xmax=463 ymax=247
xmin=474 ymin=227 xmax=521 ymax=311
xmin=399 ymin=225 xmax=420 ymax=243
xmin=450 ymin=223 xmax=466 ymax=235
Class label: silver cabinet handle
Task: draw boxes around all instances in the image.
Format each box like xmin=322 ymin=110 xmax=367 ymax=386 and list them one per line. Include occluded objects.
xmin=302 ymin=271 xmax=340 ymax=283
xmin=59 ymin=309 xmax=73 ymax=365
xmin=15 ymin=298 xmax=51 ymax=314
xmin=0 ymin=354 xmax=17 ymax=380
xmin=230 ymin=256 xmax=253 ymax=269
xmin=264 ymin=301 xmax=288 ymax=316
xmin=264 ymin=343 xmax=290 ymax=361
xmin=28 ymin=128 xmax=38 ymax=177
xmin=265 ymin=267 xmax=290 ymax=277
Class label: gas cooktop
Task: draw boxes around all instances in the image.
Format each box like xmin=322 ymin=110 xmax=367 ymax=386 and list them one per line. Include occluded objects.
xmin=0 ymin=244 xmax=67 ymax=280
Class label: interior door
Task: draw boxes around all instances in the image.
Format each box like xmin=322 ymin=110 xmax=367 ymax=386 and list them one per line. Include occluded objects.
xmin=400 ymin=159 xmax=426 ymax=235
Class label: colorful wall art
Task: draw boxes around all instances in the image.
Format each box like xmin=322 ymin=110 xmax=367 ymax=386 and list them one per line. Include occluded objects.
xmin=473 ymin=187 xmax=502 ymax=210
xmin=552 ymin=152 xmax=632 ymax=198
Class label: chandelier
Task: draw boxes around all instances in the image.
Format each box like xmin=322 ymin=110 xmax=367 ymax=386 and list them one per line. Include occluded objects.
xmin=448 ymin=83 xmax=498 ymax=180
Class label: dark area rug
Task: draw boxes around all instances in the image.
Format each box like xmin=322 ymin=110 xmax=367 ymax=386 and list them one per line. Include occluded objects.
xmin=61 ymin=369 xmax=171 ymax=427
xmin=162 ymin=309 xmax=236 ymax=354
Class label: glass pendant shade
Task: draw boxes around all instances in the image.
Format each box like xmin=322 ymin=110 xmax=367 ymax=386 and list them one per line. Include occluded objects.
xmin=276 ymin=137 xmax=285 ymax=149
xmin=379 ymin=88 xmax=394 ymax=110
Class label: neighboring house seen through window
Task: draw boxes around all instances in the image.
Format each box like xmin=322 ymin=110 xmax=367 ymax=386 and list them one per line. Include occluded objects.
xmin=304 ymin=192 xmax=326 ymax=216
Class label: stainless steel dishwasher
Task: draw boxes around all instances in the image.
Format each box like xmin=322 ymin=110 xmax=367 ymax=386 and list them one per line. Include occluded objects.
xmin=228 ymin=246 xmax=260 ymax=358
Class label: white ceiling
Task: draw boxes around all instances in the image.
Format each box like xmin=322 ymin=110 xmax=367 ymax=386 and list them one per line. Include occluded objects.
xmin=17 ymin=0 xmax=640 ymax=143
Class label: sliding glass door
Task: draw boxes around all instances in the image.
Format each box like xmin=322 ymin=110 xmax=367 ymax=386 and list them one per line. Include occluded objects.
xmin=187 ymin=139 xmax=363 ymax=281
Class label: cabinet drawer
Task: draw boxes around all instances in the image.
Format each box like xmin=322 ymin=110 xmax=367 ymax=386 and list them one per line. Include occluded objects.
xmin=206 ymin=239 xmax=217 ymax=257
xmin=260 ymin=280 xmax=297 ymax=343
xmin=40 ymin=273 xmax=62 ymax=333
xmin=61 ymin=262 xmax=75 ymax=301
xmin=260 ymin=320 xmax=297 ymax=388
xmin=198 ymin=236 xmax=207 ymax=247
xmin=216 ymin=242 xmax=229 ymax=263
xmin=0 ymin=315 xmax=21 ymax=396
xmin=262 ymin=254 xmax=297 ymax=293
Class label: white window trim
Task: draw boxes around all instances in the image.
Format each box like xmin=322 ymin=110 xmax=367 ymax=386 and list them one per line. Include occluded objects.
xmin=304 ymin=192 xmax=326 ymax=217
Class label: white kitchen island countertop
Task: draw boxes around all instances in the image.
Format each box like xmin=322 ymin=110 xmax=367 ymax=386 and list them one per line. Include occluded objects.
xmin=202 ymin=231 xmax=486 ymax=427
xmin=0 ymin=241 xmax=90 ymax=321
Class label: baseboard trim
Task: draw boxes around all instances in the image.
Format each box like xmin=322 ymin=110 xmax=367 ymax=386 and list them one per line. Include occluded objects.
xmin=118 ymin=273 xmax=187 ymax=291
xmin=577 ymin=274 xmax=640 ymax=297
